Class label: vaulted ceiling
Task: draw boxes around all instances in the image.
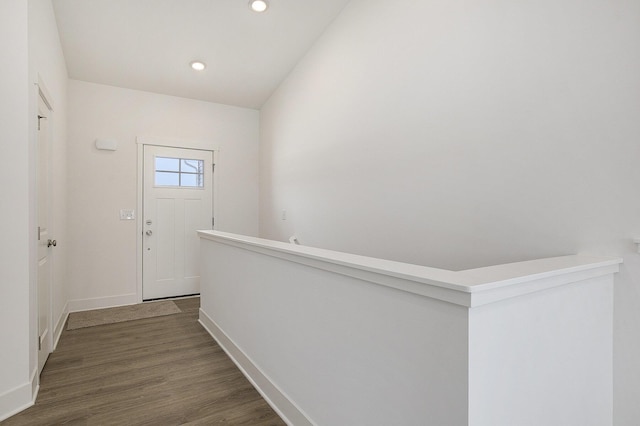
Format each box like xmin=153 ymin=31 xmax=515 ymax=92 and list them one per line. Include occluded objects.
xmin=52 ymin=0 xmax=351 ymax=109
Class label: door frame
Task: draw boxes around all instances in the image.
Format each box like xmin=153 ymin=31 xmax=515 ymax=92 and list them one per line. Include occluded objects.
xmin=35 ymin=77 xmax=55 ymax=374
xmin=135 ymin=137 xmax=218 ymax=303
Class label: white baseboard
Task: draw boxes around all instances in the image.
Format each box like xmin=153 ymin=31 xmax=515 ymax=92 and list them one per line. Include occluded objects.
xmin=30 ymin=367 xmax=39 ymax=406
xmin=0 ymin=369 xmax=38 ymax=422
xmin=67 ymin=293 xmax=138 ymax=313
xmin=198 ymin=309 xmax=313 ymax=426
xmin=53 ymin=301 xmax=69 ymax=350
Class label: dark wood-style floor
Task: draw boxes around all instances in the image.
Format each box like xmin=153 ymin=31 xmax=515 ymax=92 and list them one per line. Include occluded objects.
xmin=3 ymin=298 xmax=286 ymax=426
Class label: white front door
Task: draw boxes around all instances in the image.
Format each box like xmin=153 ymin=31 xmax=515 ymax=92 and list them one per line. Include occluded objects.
xmin=143 ymin=145 xmax=213 ymax=300
xmin=37 ymin=93 xmax=53 ymax=373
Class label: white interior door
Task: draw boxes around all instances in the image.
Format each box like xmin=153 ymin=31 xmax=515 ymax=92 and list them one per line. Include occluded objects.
xmin=143 ymin=145 xmax=213 ymax=300
xmin=37 ymin=93 xmax=53 ymax=373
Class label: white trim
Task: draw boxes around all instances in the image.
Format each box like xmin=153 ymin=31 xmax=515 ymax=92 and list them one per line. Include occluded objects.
xmin=35 ymin=75 xmax=54 ymax=111
xmin=136 ymin=143 xmax=144 ymax=302
xmin=67 ymin=293 xmax=138 ymax=313
xmin=53 ymin=301 xmax=69 ymax=350
xmin=0 ymin=374 xmax=37 ymax=422
xmin=35 ymin=80 xmax=55 ymax=376
xmin=136 ymin=136 xmax=219 ymax=152
xmin=198 ymin=231 xmax=622 ymax=307
xmin=199 ymin=309 xmax=314 ymax=426
xmin=30 ymin=367 xmax=39 ymax=405
xmin=212 ymin=150 xmax=219 ymax=231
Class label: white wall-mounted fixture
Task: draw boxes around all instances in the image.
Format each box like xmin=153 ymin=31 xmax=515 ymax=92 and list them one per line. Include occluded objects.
xmin=95 ymin=138 xmax=118 ymax=151
xmin=120 ymin=209 xmax=135 ymax=220
xmin=190 ymin=61 xmax=206 ymax=71
xmin=249 ymin=0 xmax=268 ymax=12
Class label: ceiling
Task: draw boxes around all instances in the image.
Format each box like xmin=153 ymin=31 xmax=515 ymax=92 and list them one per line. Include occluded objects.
xmin=52 ymin=0 xmax=351 ymax=109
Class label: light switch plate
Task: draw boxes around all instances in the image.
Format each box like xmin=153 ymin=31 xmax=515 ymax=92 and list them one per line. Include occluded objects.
xmin=120 ymin=209 xmax=135 ymax=220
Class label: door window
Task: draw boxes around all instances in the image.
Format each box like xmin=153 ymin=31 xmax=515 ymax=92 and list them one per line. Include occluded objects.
xmin=155 ymin=156 xmax=204 ymax=188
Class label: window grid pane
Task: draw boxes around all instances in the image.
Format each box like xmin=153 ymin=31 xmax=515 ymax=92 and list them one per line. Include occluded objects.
xmin=156 ymin=171 xmax=180 ymax=186
xmin=155 ymin=156 xmax=204 ymax=188
xmin=180 ymin=173 xmax=199 ymax=187
xmin=155 ymin=157 xmax=180 ymax=172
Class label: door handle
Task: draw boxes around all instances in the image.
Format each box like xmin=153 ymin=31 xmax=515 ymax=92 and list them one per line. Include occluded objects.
xmin=146 ymin=230 xmax=153 ymax=236
xmin=47 ymin=239 xmax=57 ymax=247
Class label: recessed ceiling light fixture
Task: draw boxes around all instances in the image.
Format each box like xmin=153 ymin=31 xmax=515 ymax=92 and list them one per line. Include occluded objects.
xmin=249 ymin=0 xmax=268 ymax=13
xmin=190 ymin=61 xmax=206 ymax=71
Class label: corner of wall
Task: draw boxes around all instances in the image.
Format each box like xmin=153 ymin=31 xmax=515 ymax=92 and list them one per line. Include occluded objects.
xmin=0 ymin=374 xmax=37 ymax=423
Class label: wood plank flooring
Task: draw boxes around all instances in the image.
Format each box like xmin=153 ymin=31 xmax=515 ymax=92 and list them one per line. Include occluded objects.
xmin=3 ymin=298 xmax=286 ymax=426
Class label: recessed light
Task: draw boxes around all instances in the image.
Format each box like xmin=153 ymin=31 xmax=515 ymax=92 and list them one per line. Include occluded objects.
xmin=190 ymin=61 xmax=206 ymax=71
xmin=249 ymin=0 xmax=268 ymax=13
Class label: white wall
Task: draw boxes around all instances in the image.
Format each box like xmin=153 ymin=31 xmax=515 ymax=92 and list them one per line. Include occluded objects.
xmin=67 ymin=80 xmax=259 ymax=305
xmin=199 ymin=233 xmax=618 ymax=425
xmin=469 ymin=275 xmax=614 ymax=426
xmin=259 ymin=0 xmax=640 ymax=424
xmin=0 ymin=0 xmax=32 ymax=418
xmin=0 ymin=0 xmax=68 ymax=420
xmin=199 ymin=235 xmax=469 ymax=425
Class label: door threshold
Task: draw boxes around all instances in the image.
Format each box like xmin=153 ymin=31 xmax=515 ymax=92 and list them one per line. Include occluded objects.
xmin=143 ymin=293 xmax=200 ymax=302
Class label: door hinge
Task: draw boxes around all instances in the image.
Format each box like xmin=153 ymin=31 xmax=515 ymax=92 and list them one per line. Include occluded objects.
xmin=37 ymin=115 xmax=46 ymax=131
xmin=38 ymin=226 xmax=41 ymax=241
xmin=212 ymin=163 xmax=215 ymax=172
xmin=38 ymin=336 xmax=42 ymax=351
xmin=212 ymin=217 xmax=215 ymax=228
